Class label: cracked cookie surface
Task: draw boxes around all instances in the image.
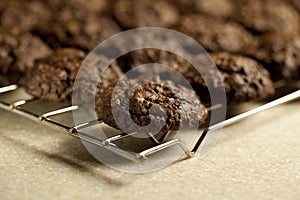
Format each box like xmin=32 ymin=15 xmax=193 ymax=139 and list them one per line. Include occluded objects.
xmin=95 ymin=77 xmax=208 ymax=133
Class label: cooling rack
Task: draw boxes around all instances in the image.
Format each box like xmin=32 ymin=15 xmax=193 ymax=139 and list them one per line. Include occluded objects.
xmin=0 ymin=75 xmax=299 ymax=163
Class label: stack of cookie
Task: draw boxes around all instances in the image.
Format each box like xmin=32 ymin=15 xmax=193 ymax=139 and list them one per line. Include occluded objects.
xmin=0 ymin=0 xmax=299 ymax=132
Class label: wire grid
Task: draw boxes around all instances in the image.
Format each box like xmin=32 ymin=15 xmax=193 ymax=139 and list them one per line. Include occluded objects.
xmin=0 ymin=77 xmax=299 ymax=163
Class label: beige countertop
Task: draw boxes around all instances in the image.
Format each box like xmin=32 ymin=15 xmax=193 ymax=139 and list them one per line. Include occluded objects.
xmin=0 ymin=99 xmax=299 ymax=200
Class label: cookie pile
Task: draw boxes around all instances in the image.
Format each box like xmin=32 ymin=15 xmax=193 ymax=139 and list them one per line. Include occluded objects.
xmin=1 ymin=0 xmax=298 ymax=132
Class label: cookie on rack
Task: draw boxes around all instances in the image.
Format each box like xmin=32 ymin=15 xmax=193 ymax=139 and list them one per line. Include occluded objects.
xmin=210 ymin=52 xmax=275 ymax=102
xmin=117 ymin=49 xmax=275 ymax=103
xmin=24 ymin=48 xmax=85 ymax=102
xmin=63 ymin=0 xmax=108 ymax=15
xmin=193 ymin=0 xmax=235 ymax=18
xmin=289 ymin=0 xmax=300 ymax=13
xmin=177 ymin=14 xmax=256 ymax=54
xmin=0 ymin=30 xmax=52 ymax=75
xmin=113 ymin=0 xmax=179 ymax=29
xmin=174 ymin=0 xmax=235 ymax=18
xmin=24 ymin=48 xmax=125 ymax=103
xmin=35 ymin=7 xmax=120 ymax=51
xmin=0 ymin=0 xmax=53 ymax=32
xmin=232 ymin=0 xmax=299 ymax=34
xmin=95 ymin=77 xmax=208 ymax=133
xmin=247 ymin=33 xmax=300 ymax=81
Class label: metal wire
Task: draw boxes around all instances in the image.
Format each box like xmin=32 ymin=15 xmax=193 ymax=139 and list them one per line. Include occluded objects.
xmin=0 ymin=82 xmax=299 ymax=162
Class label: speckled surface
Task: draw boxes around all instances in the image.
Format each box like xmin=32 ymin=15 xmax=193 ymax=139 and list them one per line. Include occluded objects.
xmin=0 ymin=100 xmax=299 ymax=200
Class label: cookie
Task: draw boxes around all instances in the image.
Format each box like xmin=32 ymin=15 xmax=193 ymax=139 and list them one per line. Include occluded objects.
xmin=232 ymin=0 xmax=299 ymax=34
xmin=0 ymin=31 xmax=18 ymax=74
xmin=24 ymin=48 xmax=86 ymax=102
xmin=56 ymin=0 xmax=107 ymax=13
xmin=193 ymin=0 xmax=234 ymax=18
xmin=33 ymin=0 xmax=118 ymax=50
xmin=95 ymin=77 xmax=208 ymax=133
xmin=174 ymin=0 xmax=235 ymax=18
xmin=178 ymin=15 xmax=255 ymax=54
xmin=0 ymin=30 xmax=52 ymax=74
xmin=0 ymin=0 xmax=52 ymax=32
xmin=24 ymin=48 xmax=124 ymax=103
xmin=113 ymin=0 xmax=179 ymax=29
xmin=290 ymin=0 xmax=300 ymax=12
xmin=210 ymin=52 xmax=275 ymax=102
xmin=247 ymin=33 xmax=300 ymax=81
xmin=118 ymin=49 xmax=274 ymax=103
xmin=36 ymin=14 xmax=120 ymax=51
xmin=64 ymin=0 xmax=108 ymax=15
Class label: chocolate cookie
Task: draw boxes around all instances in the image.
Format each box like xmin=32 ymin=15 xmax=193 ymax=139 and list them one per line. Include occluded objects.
xmin=113 ymin=0 xmax=179 ymax=29
xmin=64 ymin=0 xmax=108 ymax=15
xmin=0 ymin=31 xmax=18 ymax=74
xmin=247 ymin=33 xmax=300 ymax=81
xmin=24 ymin=48 xmax=86 ymax=102
xmin=42 ymin=0 xmax=108 ymax=22
xmin=194 ymin=0 xmax=234 ymax=18
xmin=95 ymin=77 xmax=208 ymax=133
xmin=174 ymin=0 xmax=235 ymax=18
xmin=36 ymin=13 xmax=120 ymax=51
xmin=289 ymin=0 xmax=300 ymax=13
xmin=232 ymin=0 xmax=299 ymax=34
xmin=0 ymin=30 xmax=52 ymax=74
xmin=178 ymin=15 xmax=255 ymax=54
xmin=118 ymin=49 xmax=274 ymax=103
xmin=210 ymin=52 xmax=275 ymax=102
xmin=0 ymin=0 xmax=52 ymax=32
xmin=24 ymin=48 xmax=124 ymax=103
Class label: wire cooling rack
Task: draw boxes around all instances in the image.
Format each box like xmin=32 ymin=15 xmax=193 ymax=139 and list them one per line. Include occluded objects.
xmin=0 ymin=76 xmax=299 ymax=163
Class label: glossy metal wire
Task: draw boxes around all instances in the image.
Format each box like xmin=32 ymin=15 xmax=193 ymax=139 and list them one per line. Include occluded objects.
xmin=0 ymin=83 xmax=299 ymax=162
